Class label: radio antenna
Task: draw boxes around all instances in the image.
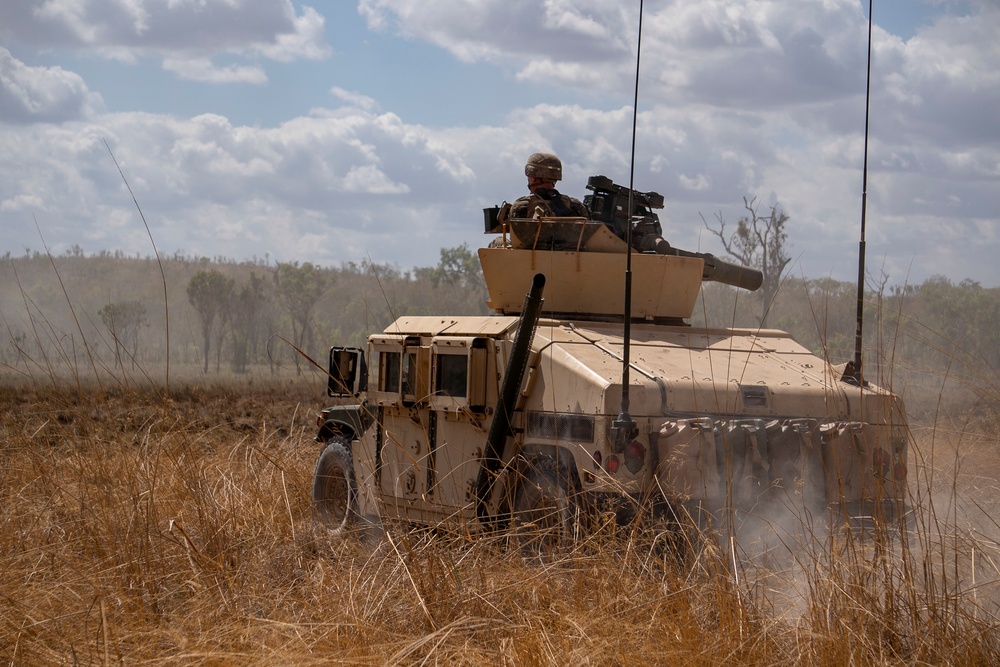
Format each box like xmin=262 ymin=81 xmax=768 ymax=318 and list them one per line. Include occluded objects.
xmin=847 ymin=0 xmax=874 ymax=385
xmin=611 ymin=0 xmax=644 ymax=448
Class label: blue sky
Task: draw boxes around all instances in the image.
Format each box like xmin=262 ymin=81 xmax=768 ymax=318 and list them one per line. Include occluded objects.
xmin=1 ymin=0 xmax=997 ymax=288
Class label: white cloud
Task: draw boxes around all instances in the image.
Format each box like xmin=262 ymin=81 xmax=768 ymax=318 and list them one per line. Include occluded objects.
xmin=1 ymin=85 xmax=996 ymax=285
xmin=330 ymin=86 xmax=380 ymax=112
xmin=0 ymin=104 xmax=482 ymax=265
xmin=342 ymin=164 xmax=410 ymax=194
xmin=258 ymin=5 xmax=330 ymax=62
xmin=0 ymin=48 xmax=103 ymax=123
xmin=1 ymin=193 xmax=47 ymax=212
xmin=162 ymin=57 xmax=268 ymax=84
xmin=358 ymin=0 xmax=867 ymax=104
xmin=2 ymin=0 xmax=332 ymax=73
xmin=885 ymin=6 xmax=1000 ymax=149
xmin=359 ymin=0 xmax=630 ymax=64
xmin=679 ymin=173 xmax=710 ymax=191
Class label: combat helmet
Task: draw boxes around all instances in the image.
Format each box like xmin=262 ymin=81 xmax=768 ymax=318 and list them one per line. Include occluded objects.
xmin=525 ymin=152 xmax=562 ymax=181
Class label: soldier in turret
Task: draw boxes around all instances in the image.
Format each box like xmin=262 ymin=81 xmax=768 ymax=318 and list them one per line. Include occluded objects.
xmin=508 ymin=152 xmax=590 ymax=219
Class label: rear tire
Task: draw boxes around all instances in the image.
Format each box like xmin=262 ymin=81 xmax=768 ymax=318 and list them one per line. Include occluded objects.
xmin=312 ymin=437 xmax=356 ymax=534
xmin=512 ymin=459 xmax=579 ymax=553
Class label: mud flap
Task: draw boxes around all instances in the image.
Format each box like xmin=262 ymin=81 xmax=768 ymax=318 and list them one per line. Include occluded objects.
xmin=764 ymin=419 xmax=825 ymax=511
xmin=820 ymin=421 xmax=876 ymax=505
xmin=717 ymin=419 xmax=770 ymax=508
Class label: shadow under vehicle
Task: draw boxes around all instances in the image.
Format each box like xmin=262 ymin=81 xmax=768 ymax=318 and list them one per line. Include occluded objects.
xmin=310 ymin=177 xmax=909 ymax=542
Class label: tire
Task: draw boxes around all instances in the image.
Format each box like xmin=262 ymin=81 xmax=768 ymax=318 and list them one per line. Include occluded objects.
xmin=646 ymin=499 xmax=693 ymax=564
xmin=312 ymin=437 xmax=357 ymax=534
xmin=512 ymin=459 xmax=579 ymax=553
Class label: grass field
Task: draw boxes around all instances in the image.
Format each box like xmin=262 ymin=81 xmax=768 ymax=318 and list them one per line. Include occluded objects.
xmin=2 ymin=376 xmax=999 ymax=665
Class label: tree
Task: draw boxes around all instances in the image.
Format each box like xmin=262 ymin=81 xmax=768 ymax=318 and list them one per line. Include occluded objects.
xmin=274 ymin=262 xmax=331 ymax=374
xmin=187 ymin=270 xmax=234 ymax=374
xmin=906 ymin=276 xmax=1000 ymax=373
xmin=430 ymin=244 xmax=482 ymax=289
xmin=425 ymin=244 xmax=488 ymax=313
xmin=230 ymin=272 xmax=269 ymax=374
xmin=704 ymin=196 xmax=791 ymax=327
xmin=98 ymin=300 xmax=147 ymax=370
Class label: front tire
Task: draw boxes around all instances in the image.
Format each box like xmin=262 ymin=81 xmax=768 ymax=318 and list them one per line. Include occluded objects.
xmin=512 ymin=459 xmax=579 ymax=553
xmin=312 ymin=437 xmax=356 ymax=534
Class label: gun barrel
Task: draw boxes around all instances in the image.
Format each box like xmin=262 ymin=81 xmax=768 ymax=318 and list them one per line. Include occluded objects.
xmin=673 ymin=249 xmax=763 ymax=291
xmin=477 ymin=273 xmax=546 ymax=524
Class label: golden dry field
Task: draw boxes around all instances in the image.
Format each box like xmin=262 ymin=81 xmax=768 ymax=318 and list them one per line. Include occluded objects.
xmin=2 ymin=377 xmax=1000 ymax=666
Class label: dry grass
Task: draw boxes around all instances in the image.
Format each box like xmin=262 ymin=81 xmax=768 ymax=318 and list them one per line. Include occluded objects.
xmin=1 ymin=380 xmax=999 ymax=666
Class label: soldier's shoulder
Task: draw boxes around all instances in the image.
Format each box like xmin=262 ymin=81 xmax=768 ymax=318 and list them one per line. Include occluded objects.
xmin=510 ymin=194 xmax=541 ymax=216
xmin=564 ymin=195 xmax=591 ymax=217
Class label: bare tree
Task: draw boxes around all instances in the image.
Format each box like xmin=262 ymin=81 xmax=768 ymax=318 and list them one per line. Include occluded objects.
xmin=704 ymin=196 xmax=791 ymax=327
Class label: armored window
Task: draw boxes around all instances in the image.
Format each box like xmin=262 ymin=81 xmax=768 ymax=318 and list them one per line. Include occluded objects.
xmin=467 ymin=339 xmax=488 ymax=411
xmin=402 ymin=351 xmax=417 ymax=397
xmin=381 ymin=351 xmax=401 ymax=393
xmin=429 ymin=336 xmax=492 ymax=413
xmin=368 ymin=334 xmax=408 ymax=406
xmin=435 ymin=354 xmax=467 ymax=397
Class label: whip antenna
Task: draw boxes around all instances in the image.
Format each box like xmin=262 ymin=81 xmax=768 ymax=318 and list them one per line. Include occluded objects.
xmin=847 ymin=0 xmax=874 ymax=385
xmin=611 ymin=0 xmax=644 ymax=447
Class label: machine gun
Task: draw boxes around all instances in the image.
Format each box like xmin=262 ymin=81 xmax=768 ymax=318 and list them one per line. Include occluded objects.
xmin=584 ymin=175 xmax=762 ymax=291
xmin=584 ymin=174 xmax=664 ymax=241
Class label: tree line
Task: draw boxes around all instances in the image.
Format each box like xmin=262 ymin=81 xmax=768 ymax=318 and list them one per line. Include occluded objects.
xmin=2 ymin=242 xmax=996 ymax=418
xmin=0 ymin=245 xmax=489 ymax=378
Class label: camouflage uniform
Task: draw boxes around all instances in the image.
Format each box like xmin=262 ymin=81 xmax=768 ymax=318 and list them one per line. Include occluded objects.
xmin=509 ymin=188 xmax=591 ymax=219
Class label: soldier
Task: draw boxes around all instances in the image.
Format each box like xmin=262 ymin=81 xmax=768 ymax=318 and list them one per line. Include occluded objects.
xmin=507 ymin=152 xmax=590 ymax=219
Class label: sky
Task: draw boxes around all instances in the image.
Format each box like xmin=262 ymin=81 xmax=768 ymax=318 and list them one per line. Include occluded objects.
xmin=1 ymin=0 xmax=998 ymax=288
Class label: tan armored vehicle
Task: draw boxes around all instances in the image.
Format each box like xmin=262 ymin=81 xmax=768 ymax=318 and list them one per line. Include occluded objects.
xmin=311 ymin=177 xmax=909 ymax=539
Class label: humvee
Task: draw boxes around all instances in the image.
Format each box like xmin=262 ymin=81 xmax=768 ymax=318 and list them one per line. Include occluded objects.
xmin=310 ymin=177 xmax=909 ymax=540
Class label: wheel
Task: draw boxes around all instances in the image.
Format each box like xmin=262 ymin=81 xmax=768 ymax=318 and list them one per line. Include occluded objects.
xmin=512 ymin=459 xmax=579 ymax=553
xmin=644 ymin=499 xmax=694 ymax=565
xmin=312 ymin=437 xmax=356 ymax=534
